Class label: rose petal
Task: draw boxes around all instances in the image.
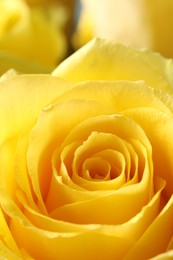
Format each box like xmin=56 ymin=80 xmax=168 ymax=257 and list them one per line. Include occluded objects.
xmin=124 ymin=196 xmax=173 ymax=259
xmin=0 ymin=75 xmax=72 ymax=143
xmin=1 ymin=193 xmax=133 ymax=259
xmin=123 ymin=108 xmax=173 ymax=197
xmin=54 ymin=80 xmax=173 ymax=115
xmin=52 ymin=38 xmax=173 ymax=94
xmin=0 ymin=207 xmax=20 ymax=257
xmin=27 ymin=99 xmax=112 ymax=211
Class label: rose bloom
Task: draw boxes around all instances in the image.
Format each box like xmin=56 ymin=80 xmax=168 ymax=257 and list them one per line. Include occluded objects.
xmin=74 ymin=0 xmax=173 ymax=59
xmin=0 ymin=0 xmax=67 ymax=74
xmin=0 ymin=38 xmax=173 ymax=259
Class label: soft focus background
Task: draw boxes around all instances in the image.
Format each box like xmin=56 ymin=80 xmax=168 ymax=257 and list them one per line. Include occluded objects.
xmin=0 ymin=0 xmax=76 ymax=74
xmin=1 ymin=0 xmax=173 ymax=75
xmin=74 ymin=0 xmax=173 ymax=59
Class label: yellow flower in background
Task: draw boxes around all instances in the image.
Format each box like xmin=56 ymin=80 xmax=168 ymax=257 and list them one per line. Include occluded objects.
xmin=25 ymin=0 xmax=73 ymax=7
xmin=74 ymin=0 xmax=173 ymax=58
xmin=0 ymin=0 xmax=68 ymax=74
xmin=25 ymin=0 xmax=76 ymax=47
xmin=0 ymin=38 xmax=173 ymax=259
xmin=25 ymin=0 xmax=61 ymax=5
xmin=0 ymin=51 xmax=52 ymax=75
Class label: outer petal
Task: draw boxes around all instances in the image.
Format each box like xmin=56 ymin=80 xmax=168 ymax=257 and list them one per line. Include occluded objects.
xmin=124 ymin=196 xmax=173 ymax=259
xmin=1 ymin=193 xmax=133 ymax=260
xmin=0 ymin=74 xmax=72 ymax=194
xmin=0 ymin=74 xmax=72 ymax=143
xmin=0 ymin=208 xmax=21 ymax=257
xmin=123 ymin=108 xmax=173 ymax=197
xmin=52 ymin=38 xmax=173 ymax=94
xmin=53 ymin=80 xmax=173 ymax=115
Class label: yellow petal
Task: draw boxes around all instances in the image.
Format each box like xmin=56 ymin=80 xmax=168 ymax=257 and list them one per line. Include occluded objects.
xmin=10 ymin=188 xmax=166 ymax=259
xmin=15 ymin=132 xmax=40 ymax=211
xmin=0 ymin=137 xmax=18 ymax=196
xmin=55 ymin=80 xmax=173 ymax=116
xmin=42 ymin=114 xmax=154 ymax=225
xmin=0 ymin=241 xmax=21 ymax=260
xmin=0 ymin=75 xmax=72 ymax=195
xmin=0 ymin=207 xmax=21 ymax=257
xmin=123 ymin=108 xmax=173 ymax=198
xmin=71 ymin=132 xmax=131 ymax=190
xmin=52 ymin=38 xmax=173 ymax=94
xmin=125 ymin=196 xmax=173 ymax=260
xmin=167 ymin=235 xmax=173 ymax=251
xmin=0 ymin=75 xmax=72 ymax=143
xmin=49 ymin=140 xmax=153 ymax=224
xmin=1 ymin=193 xmax=133 ymax=259
xmin=27 ymin=99 xmax=113 ymax=211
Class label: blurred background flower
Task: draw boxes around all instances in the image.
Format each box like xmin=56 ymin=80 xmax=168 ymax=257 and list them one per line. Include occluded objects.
xmin=1 ymin=0 xmax=173 ymax=75
xmin=25 ymin=0 xmax=76 ymax=54
xmin=0 ymin=0 xmax=76 ymax=74
xmin=74 ymin=0 xmax=173 ymax=58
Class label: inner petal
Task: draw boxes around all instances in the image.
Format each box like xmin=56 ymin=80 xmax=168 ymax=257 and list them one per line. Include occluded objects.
xmin=45 ymin=114 xmax=153 ymax=215
xmin=72 ymin=131 xmax=131 ymax=182
xmin=88 ymin=149 xmax=126 ymax=180
xmin=82 ymin=157 xmax=111 ymax=181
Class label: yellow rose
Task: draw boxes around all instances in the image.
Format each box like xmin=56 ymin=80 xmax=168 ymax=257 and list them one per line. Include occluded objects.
xmin=0 ymin=38 xmax=173 ymax=259
xmin=0 ymin=0 xmax=67 ymax=74
xmin=74 ymin=0 xmax=173 ymax=58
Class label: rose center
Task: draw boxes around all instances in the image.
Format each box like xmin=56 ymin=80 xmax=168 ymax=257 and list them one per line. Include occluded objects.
xmin=82 ymin=157 xmax=111 ymax=181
